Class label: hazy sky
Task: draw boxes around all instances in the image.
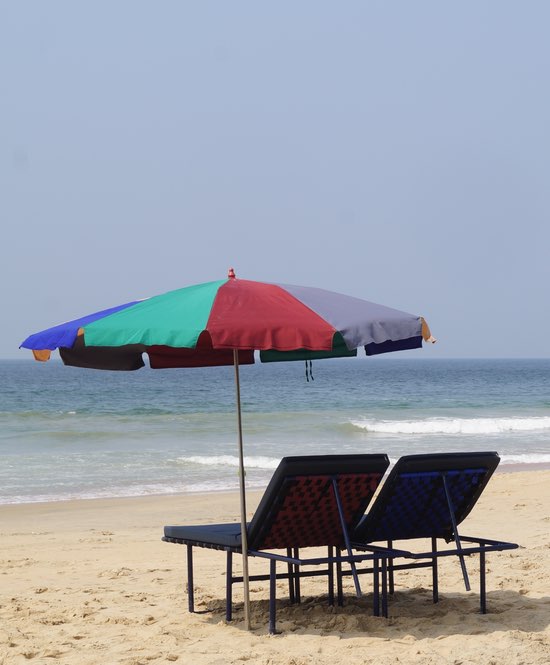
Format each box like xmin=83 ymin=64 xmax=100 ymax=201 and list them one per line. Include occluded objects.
xmin=2 ymin=2 xmax=549 ymax=359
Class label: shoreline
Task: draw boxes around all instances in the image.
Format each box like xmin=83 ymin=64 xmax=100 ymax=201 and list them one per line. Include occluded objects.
xmin=1 ymin=461 xmax=549 ymax=509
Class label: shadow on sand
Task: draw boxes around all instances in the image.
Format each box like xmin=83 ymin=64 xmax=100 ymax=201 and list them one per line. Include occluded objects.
xmin=200 ymin=588 xmax=550 ymax=637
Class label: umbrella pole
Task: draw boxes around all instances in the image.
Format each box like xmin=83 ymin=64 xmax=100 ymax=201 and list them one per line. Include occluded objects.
xmin=233 ymin=349 xmax=252 ymax=631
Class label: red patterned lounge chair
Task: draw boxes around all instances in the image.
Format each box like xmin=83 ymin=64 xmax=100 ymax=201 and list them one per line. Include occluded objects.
xmin=163 ymin=454 xmax=390 ymax=633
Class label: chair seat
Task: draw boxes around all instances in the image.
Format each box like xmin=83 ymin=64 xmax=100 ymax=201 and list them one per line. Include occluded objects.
xmin=164 ymin=522 xmax=245 ymax=548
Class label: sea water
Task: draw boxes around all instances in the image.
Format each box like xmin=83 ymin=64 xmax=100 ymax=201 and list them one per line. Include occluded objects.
xmin=1 ymin=358 xmax=549 ymax=504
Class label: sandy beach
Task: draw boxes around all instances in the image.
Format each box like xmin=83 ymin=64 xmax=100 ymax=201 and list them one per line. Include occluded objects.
xmin=1 ymin=469 xmax=549 ymax=665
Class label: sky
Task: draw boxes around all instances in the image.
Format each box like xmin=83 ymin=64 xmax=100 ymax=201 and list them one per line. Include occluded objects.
xmin=2 ymin=2 xmax=549 ymax=359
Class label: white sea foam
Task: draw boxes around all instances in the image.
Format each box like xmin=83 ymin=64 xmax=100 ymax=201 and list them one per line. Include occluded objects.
xmin=178 ymin=455 xmax=281 ymax=470
xmin=499 ymin=453 xmax=550 ymax=465
xmin=0 ymin=476 xmax=272 ymax=504
xmin=350 ymin=416 xmax=550 ymax=435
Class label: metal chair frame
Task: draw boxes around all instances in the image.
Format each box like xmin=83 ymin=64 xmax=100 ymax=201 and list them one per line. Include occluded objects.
xmin=351 ymin=468 xmax=518 ymax=617
xmin=163 ymin=477 xmax=389 ymax=633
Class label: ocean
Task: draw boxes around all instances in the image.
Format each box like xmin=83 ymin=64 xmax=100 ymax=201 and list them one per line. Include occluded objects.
xmin=1 ymin=358 xmax=549 ymax=505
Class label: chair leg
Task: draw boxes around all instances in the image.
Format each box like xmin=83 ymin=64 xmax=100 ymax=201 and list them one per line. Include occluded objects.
xmin=328 ymin=546 xmax=334 ymax=606
xmin=293 ymin=547 xmax=301 ymax=603
xmin=480 ymin=546 xmax=487 ymax=614
xmin=287 ymin=548 xmax=296 ymax=604
xmin=432 ymin=536 xmax=439 ymax=604
xmin=331 ymin=477 xmax=362 ymax=597
xmin=374 ymin=556 xmax=382 ymax=617
xmin=269 ymin=559 xmax=277 ymax=634
xmin=387 ymin=540 xmax=395 ymax=595
xmin=186 ymin=544 xmax=195 ymax=613
xmin=381 ymin=558 xmax=388 ymax=618
xmin=336 ymin=559 xmax=344 ymax=606
xmin=441 ymin=474 xmax=470 ymax=591
xmin=226 ymin=550 xmax=233 ymax=621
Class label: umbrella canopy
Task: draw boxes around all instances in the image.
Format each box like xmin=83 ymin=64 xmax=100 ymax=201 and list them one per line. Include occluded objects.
xmin=20 ymin=270 xmax=435 ymax=629
xmin=21 ymin=270 xmax=434 ymax=368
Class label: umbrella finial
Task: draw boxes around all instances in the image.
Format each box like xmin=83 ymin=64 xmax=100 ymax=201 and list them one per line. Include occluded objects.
xmin=228 ymin=267 xmax=236 ymax=279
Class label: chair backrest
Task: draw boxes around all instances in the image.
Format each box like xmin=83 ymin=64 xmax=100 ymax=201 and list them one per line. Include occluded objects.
xmin=247 ymin=454 xmax=389 ymax=550
xmin=352 ymin=452 xmax=500 ymax=543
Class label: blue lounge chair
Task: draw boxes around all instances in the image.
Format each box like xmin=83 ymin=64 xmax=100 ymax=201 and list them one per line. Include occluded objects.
xmin=163 ymin=454 xmax=389 ymax=633
xmin=351 ymin=452 xmax=519 ymax=617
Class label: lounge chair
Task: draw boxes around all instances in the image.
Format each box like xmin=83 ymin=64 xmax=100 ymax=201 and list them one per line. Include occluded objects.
xmin=163 ymin=454 xmax=389 ymax=633
xmin=351 ymin=452 xmax=519 ymax=617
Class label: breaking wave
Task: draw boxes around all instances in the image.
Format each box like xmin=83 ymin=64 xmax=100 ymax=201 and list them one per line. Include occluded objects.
xmin=350 ymin=416 xmax=550 ymax=435
xmin=499 ymin=453 xmax=550 ymax=465
xmin=177 ymin=455 xmax=280 ymax=469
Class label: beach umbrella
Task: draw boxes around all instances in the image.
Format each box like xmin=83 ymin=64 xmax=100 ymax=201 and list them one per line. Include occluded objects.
xmin=20 ymin=269 xmax=435 ymax=629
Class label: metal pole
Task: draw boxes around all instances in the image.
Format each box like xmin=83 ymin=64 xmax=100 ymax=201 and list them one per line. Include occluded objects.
xmin=233 ymin=349 xmax=252 ymax=630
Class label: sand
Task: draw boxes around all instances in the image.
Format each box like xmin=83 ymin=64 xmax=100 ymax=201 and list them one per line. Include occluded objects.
xmin=1 ymin=470 xmax=549 ymax=665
